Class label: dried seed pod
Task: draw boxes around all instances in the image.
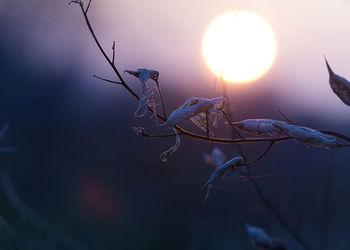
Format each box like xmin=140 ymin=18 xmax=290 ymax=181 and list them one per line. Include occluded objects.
xmin=232 ymin=119 xmax=287 ymax=136
xmin=162 ymin=97 xmax=225 ymax=131
xmin=125 ymin=68 xmax=159 ymax=117
xmin=160 ymin=126 xmax=180 ymax=162
xmin=325 ymin=57 xmax=350 ymax=106
xmin=202 ymin=156 xmax=243 ymax=203
xmin=273 ymin=123 xmax=338 ymax=150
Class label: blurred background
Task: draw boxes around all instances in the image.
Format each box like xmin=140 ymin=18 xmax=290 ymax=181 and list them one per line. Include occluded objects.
xmin=0 ymin=0 xmax=350 ymax=249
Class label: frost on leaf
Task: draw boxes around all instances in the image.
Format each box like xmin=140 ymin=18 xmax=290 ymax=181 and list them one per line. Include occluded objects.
xmin=162 ymin=97 xmax=225 ymax=133
xmin=203 ymin=148 xmax=226 ymax=168
xmin=325 ymin=57 xmax=350 ymax=106
xmin=246 ymin=224 xmax=286 ymax=250
xmin=202 ymin=156 xmax=243 ymax=203
xmin=232 ymin=119 xmax=287 ymax=136
xmin=272 ymin=123 xmax=338 ymax=150
xmin=125 ymin=68 xmax=160 ymax=117
xmin=160 ymin=126 xmax=180 ymax=162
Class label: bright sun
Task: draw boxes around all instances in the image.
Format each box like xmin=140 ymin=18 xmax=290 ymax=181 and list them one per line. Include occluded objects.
xmin=202 ymin=11 xmax=277 ymax=84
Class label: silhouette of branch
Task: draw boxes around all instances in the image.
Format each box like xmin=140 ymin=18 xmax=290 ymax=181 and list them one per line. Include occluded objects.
xmin=93 ymin=75 xmax=122 ymax=85
xmin=155 ymin=80 xmax=167 ymax=119
xmin=277 ymin=109 xmax=296 ymax=125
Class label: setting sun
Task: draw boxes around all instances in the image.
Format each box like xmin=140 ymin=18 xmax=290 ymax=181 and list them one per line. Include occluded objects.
xmin=202 ymin=11 xmax=277 ymax=84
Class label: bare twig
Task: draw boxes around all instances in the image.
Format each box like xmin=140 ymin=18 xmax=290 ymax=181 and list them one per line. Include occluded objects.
xmin=112 ymin=41 xmax=116 ymax=65
xmin=93 ymin=75 xmax=123 ymax=85
xmin=222 ymin=110 xmax=243 ymax=139
xmin=245 ymin=142 xmax=275 ymax=166
xmin=155 ymin=80 xmax=167 ymax=119
xmin=277 ymin=109 xmax=296 ymax=125
xmin=84 ymin=0 xmax=92 ymax=13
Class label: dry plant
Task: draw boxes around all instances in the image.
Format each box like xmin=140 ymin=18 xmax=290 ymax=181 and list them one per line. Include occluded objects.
xmin=66 ymin=1 xmax=350 ymax=249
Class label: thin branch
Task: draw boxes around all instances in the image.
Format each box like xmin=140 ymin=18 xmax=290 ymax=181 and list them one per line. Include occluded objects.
xmin=84 ymin=0 xmax=92 ymax=14
xmin=277 ymin=109 xmax=296 ymax=125
xmin=112 ymin=41 xmax=116 ymax=65
xmin=155 ymin=80 xmax=167 ymax=119
xmin=133 ymin=127 xmax=181 ymax=138
xmin=222 ymin=110 xmax=243 ymax=139
xmin=93 ymin=75 xmax=123 ymax=85
xmin=320 ymin=130 xmax=350 ymax=143
xmin=245 ymin=142 xmax=275 ymax=166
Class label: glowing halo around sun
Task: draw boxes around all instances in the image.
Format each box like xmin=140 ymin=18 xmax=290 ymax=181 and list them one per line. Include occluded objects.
xmin=202 ymin=11 xmax=277 ymax=84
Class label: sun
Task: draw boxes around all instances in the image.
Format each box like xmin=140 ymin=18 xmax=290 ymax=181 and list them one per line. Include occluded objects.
xmin=202 ymin=11 xmax=277 ymax=84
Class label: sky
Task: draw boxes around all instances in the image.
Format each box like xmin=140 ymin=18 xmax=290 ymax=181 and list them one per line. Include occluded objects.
xmin=2 ymin=0 xmax=350 ymax=120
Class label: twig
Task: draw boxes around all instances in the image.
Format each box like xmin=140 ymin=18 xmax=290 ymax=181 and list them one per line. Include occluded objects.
xmin=155 ymin=80 xmax=167 ymax=119
xmin=245 ymin=142 xmax=274 ymax=166
xmin=222 ymin=110 xmax=243 ymax=139
xmin=84 ymin=0 xmax=92 ymax=14
xmin=277 ymin=109 xmax=296 ymax=125
xmin=320 ymin=130 xmax=350 ymax=143
xmin=93 ymin=75 xmax=123 ymax=85
xmin=112 ymin=41 xmax=116 ymax=65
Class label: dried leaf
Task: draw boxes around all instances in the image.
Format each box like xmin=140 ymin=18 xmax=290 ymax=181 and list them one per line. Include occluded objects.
xmin=202 ymin=156 xmax=243 ymax=203
xmin=160 ymin=126 xmax=180 ymax=162
xmin=232 ymin=119 xmax=287 ymax=136
xmin=325 ymin=57 xmax=350 ymax=106
xmin=246 ymin=224 xmax=286 ymax=250
xmin=272 ymin=123 xmax=338 ymax=150
xmin=125 ymin=68 xmax=159 ymax=117
xmin=162 ymin=97 xmax=225 ymax=133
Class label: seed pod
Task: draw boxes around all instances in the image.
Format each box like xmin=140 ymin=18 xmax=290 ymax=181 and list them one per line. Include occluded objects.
xmin=324 ymin=57 xmax=350 ymax=106
xmin=232 ymin=119 xmax=287 ymax=136
xmin=202 ymin=156 xmax=243 ymax=203
xmin=125 ymin=68 xmax=159 ymax=117
xmin=273 ymin=123 xmax=338 ymax=150
xmin=162 ymin=97 xmax=225 ymax=133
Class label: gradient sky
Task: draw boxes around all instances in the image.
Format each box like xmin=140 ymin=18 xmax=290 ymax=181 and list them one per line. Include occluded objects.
xmin=3 ymin=0 xmax=350 ymax=120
